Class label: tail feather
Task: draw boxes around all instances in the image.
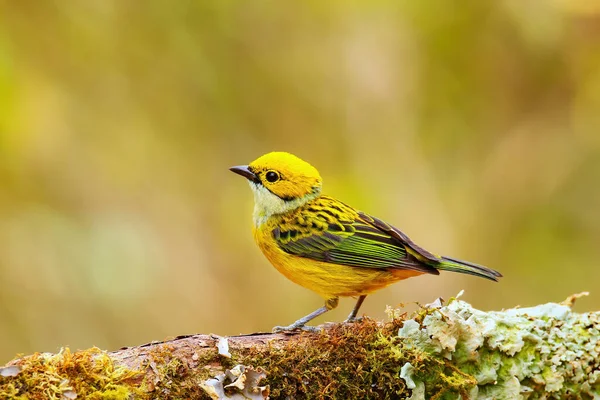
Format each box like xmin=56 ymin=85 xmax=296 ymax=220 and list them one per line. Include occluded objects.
xmin=437 ymin=256 xmax=502 ymax=282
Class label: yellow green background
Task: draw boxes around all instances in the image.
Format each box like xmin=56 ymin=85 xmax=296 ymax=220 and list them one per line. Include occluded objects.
xmin=1 ymin=1 xmax=599 ymax=363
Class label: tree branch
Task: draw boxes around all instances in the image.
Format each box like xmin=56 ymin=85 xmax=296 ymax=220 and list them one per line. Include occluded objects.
xmin=1 ymin=293 xmax=598 ymax=399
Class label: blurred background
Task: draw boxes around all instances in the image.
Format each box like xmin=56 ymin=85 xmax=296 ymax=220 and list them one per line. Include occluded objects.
xmin=1 ymin=1 xmax=600 ymax=363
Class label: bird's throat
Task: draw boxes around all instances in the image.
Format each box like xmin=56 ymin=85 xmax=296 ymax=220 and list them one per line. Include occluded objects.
xmin=249 ymin=182 xmax=319 ymax=227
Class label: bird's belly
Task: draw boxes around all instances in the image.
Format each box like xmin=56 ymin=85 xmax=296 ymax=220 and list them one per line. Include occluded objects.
xmin=254 ymin=230 xmax=423 ymax=298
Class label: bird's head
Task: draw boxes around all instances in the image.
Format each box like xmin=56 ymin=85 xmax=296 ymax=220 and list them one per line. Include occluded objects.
xmin=230 ymin=152 xmax=322 ymax=225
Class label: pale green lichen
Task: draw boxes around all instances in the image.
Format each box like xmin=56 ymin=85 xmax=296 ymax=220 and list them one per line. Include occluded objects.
xmin=200 ymin=364 xmax=269 ymax=400
xmin=400 ymin=362 xmax=417 ymax=389
xmin=398 ymin=299 xmax=600 ymax=399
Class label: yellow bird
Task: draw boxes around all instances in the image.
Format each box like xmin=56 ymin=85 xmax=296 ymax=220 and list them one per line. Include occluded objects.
xmin=230 ymin=152 xmax=501 ymax=332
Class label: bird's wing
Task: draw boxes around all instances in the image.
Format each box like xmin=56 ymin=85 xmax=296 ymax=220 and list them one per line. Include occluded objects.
xmin=356 ymin=212 xmax=442 ymax=264
xmin=272 ymin=199 xmax=439 ymax=275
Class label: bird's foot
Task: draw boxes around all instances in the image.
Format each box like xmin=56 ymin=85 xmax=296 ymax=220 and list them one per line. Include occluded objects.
xmin=272 ymin=324 xmax=321 ymax=333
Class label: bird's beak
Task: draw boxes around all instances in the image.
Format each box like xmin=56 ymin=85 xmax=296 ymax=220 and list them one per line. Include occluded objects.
xmin=229 ymin=165 xmax=260 ymax=183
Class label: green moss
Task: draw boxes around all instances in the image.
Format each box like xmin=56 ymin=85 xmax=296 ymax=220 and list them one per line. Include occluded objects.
xmin=0 ymin=347 xmax=142 ymax=400
xmin=231 ymin=317 xmax=476 ymax=399
xmin=0 ymin=340 xmax=233 ymax=400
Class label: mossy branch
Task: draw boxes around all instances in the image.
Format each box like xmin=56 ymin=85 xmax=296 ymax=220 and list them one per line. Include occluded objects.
xmin=1 ymin=293 xmax=598 ymax=399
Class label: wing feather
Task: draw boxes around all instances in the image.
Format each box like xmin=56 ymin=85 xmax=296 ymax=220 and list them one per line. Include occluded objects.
xmin=357 ymin=212 xmax=441 ymax=264
xmin=273 ymin=198 xmax=439 ymax=275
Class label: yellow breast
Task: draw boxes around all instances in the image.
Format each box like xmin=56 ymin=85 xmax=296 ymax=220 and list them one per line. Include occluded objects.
xmin=253 ymin=222 xmax=423 ymax=299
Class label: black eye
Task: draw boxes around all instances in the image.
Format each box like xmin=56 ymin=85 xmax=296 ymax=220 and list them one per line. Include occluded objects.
xmin=265 ymin=171 xmax=280 ymax=183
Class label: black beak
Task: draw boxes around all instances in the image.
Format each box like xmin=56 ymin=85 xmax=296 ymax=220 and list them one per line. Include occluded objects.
xmin=230 ymin=165 xmax=260 ymax=183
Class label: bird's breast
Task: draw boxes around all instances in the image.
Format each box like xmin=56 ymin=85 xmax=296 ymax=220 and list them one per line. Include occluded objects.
xmin=252 ymin=222 xmax=422 ymax=298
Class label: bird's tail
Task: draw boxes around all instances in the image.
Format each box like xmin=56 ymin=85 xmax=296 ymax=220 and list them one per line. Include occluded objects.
xmin=437 ymin=256 xmax=502 ymax=281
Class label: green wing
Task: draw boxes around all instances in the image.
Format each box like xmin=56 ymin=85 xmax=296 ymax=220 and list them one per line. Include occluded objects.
xmin=272 ymin=201 xmax=440 ymax=275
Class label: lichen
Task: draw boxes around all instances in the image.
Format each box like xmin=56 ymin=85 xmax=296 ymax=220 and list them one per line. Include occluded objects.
xmin=201 ymin=365 xmax=268 ymax=399
xmin=398 ymin=298 xmax=600 ymax=399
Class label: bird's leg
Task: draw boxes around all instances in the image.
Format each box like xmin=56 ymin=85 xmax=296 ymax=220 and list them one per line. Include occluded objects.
xmin=273 ymin=297 xmax=339 ymax=333
xmin=345 ymin=295 xmax=367 ymax=323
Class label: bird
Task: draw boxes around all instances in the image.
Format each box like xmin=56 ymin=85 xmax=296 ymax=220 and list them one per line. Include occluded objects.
xmin=230 ymin=152 xmax=501 ymax=332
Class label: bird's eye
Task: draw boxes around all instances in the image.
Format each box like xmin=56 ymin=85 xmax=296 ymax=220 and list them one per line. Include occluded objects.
xmin=265 ymin=171 xmax=280 ymax=183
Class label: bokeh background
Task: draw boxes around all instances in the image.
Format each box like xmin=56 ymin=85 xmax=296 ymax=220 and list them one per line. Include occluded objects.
xmin=1 ymin=1 xmax=600 ymax=363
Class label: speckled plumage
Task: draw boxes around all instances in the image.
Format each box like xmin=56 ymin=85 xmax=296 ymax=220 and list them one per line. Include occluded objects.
xmin=231 ymin=152 xmax=501 ymax=331
xmin=253 ymin=195 xmax=432 ymax=298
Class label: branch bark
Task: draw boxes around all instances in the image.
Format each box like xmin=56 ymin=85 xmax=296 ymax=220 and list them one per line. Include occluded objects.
xmin=1 ymin=294 xmax=598 ymax=399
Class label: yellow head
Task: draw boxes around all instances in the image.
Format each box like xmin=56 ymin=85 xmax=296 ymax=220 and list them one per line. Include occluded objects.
xmin=230 ymin=152 xmax=322 ymax=225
